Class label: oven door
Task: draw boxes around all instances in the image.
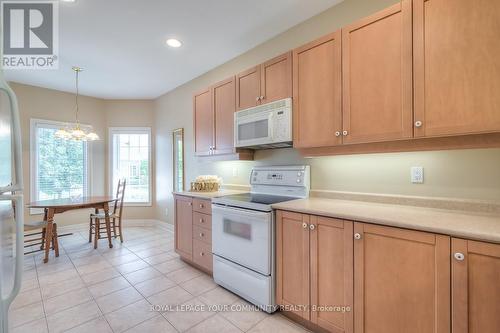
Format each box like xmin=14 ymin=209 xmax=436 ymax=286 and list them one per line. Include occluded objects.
xmin=234 ymin=111 xmax=273 ymax=148
xmin=212 ymin=204 xmax=272 ymax=275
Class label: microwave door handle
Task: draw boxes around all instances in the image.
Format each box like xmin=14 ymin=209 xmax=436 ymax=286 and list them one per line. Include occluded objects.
xmin=268 ymin=113 xmax=274 ymax=140
xmin=0 ymin=194 xmax=24 ymax=326
xmin=0 ymin=83 xmax=23 ymax=193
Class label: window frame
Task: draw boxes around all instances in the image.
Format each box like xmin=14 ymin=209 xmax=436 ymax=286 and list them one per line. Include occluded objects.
xmin=30 ymin=118 xmax=91 ymax=215
xmin=108 ymin=127 xmax=152 ymax=207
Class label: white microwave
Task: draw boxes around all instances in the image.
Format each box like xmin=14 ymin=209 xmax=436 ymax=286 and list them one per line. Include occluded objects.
xmin=234 ymin=98 xmax=292 ymax=149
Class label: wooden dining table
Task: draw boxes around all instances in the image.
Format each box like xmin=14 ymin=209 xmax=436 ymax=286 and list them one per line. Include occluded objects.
xmin=27 ymin=196 xmax=118 ymax=263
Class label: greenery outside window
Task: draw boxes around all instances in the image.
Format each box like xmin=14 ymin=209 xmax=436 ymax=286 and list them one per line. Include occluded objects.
xmin=30 ymin=119 xmax=89 ymax=213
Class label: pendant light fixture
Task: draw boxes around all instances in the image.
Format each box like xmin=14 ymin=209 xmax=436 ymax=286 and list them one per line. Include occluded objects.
xmin=54 ymin=66 xmax=99 ymax=141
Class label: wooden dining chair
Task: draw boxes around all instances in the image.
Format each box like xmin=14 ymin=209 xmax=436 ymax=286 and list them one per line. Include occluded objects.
xmin=9 ymin=192 xmax=59 ymax=256
xmin=23 ymin=210 xmax=59 ymax=257
xmin=89 ymin=179 xmax=126 ymax=248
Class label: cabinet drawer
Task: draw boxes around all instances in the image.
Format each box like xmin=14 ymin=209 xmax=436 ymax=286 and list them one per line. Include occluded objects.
xmin=193 ymin=198 xmax=211 ymax=214
xmin=193 ymin=240 xmax=213 ymax=272
xmin=193 ymin=212 xmax=212 ymax=229
xmin=193 ymin=225 xmax=212 ymax=245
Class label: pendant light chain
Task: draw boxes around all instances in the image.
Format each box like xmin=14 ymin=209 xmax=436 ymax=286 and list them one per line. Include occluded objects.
xmin=75 ymin=67 xmax=79 ymax=124
xmin=54 ymin=66 xmax=100 ymax=141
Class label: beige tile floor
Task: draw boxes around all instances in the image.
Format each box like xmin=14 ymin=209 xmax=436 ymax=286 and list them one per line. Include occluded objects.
xmin=10 ymin=225 xmax=311 ymax=333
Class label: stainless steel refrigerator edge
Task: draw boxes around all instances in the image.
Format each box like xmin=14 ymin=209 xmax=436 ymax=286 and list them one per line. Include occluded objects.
xmin=0 ymin=20 xmax=24 ymax=333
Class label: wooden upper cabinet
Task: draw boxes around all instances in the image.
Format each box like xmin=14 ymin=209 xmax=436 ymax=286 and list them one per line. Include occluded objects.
xmin=236 ymin=52 xmax=292 ymax=110
xmin=342 ymin=0 xmax=413 ymax=144
xmin=310 ymin=216 xmax=353 ymax=333
xmin=213 ymin=76 xmax=236 ymax=155
xmin=260 ymin=52 xmax=292 ymax=104
xmin=174 ymin=195 xmax=193 ymax=260
xmin=293 ymin=31 xmax=342 ymax=148
xmin=354 ymin=223 xmax=450 ymax=333
xmin=193 ymin=88 xmax=213 ymax=156
xmin=236 ymin=66 xmax=261 ymax=110
xmin=414 ymin=0 xmax=500 ymax=137
xmin=451 ymin=238 xmax=500 ymax=333
xmin=276 ymin=210 xmax=310 ymax=320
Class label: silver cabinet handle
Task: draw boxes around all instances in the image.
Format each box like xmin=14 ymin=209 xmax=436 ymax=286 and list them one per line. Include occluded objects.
xmin=415 ymin=121 xmax=423 ymax=128
xmin=188 ymin=202 xmax=192 ymax=206
xmin=200 ymin=252 xmax=204 ymax=256
xmin=302 ymin=222 xmax=308 ymax=229
xmin=199 ymin=204 xmax=204 ymax=208
xmin=199 ymin=233 xmax=204 ymax=237
xmin=335 ymin=131 xmax=341 ymax=137
xmin=454 ymin=252 xmax=465 ymax=261
xmin=199 ymin=218 xmax=204 ymax=223
xmin=309 ymin=224 xmax=316 ymax=231
xmin=354 ymin=233 xmax=362 ymax=240
xmin=343 ymin=130 xmax=348 ymax=136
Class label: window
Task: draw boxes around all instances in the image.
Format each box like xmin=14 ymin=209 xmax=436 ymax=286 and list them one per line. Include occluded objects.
xmin=30 ymin=119 xmax=89 ymax=206
xmin=172 ymin=128 xmax=184 ymax=192
xmin=109 ymin=128 xmax=151 ymax=205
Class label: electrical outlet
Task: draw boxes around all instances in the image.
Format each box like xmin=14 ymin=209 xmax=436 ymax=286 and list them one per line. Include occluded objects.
xmin=232 ymin=167 xmax=238 ymax=178
xmin=411 ymin=167 xmax=424 ymax=184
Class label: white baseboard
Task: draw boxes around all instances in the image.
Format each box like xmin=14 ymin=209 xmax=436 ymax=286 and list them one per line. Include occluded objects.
xmin=58 ymin=219 xmax=173 ymax=233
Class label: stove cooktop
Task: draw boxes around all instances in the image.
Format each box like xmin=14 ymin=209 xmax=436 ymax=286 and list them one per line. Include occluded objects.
xmin=212 ymin=193 xmax=301 ymax=212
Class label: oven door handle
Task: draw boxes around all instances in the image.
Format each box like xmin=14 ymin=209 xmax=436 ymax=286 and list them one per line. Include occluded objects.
xmin=212 ymin=204 xmax=270 ymax=219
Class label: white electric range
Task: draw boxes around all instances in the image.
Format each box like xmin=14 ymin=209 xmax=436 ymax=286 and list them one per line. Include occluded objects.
xmin=211 ymin=165 xmax=310 ymax=312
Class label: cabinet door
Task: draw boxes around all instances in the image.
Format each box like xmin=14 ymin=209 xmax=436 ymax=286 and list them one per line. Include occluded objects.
xmin=354 ymin=223 xmax=450 ymax=333
xmin=236 ymin=66 xmax=261 ymax=110
xmin=193 ymin=88 xmax=214 ymax=156
xmin=310 ymin=216 xmax=353 ymax=333
xmin=293 ymin=31 xmax=342 ymax=148
xmin=260 ymin=52 xmax=292 ymax=104
xmin=174 ymin=195 xmax=193 ymax=260
xmin=276 ymin=210 xmax=310 ymax=320
xmin=342 ymin=1 xmax=412 ymax=144
xmin=213 ymin=76 xmax=236 ymax=155
xmin=452 ymin=238 xmax=500 ymax=333
xmin=414 ymin=0 xmax=500 ymax=137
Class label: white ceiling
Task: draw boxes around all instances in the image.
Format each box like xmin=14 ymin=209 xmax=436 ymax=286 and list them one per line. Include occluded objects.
xmin=5 ymin=0 xmax=343 ymax=99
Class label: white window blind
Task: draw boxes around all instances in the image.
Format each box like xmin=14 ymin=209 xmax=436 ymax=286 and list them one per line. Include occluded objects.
xmin=31 ymin=119 xmax=89 ymax=205
xmin=109 ymin=128 xmax=151 ymax=205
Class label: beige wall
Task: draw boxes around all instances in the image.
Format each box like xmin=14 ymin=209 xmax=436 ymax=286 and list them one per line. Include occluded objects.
xmin=12 ymin=83 xmax=156 ymax=225
xmin=154 ymin=0 xmax=500 ymax=224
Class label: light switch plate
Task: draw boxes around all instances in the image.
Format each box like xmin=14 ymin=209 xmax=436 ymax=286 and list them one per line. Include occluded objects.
xmin=411 ymin=167 xmax=424 ymax=184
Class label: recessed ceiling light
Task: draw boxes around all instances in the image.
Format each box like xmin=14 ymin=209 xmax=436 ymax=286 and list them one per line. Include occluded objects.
xmin=61 ymin=0 xmax=76 ymax=2
xmin=166 ymin=38 xmax=182 ymax=48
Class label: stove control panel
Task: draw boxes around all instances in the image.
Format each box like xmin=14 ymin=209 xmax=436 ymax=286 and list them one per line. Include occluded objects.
xmin=250 ymin=166 xmax=308 ymax=187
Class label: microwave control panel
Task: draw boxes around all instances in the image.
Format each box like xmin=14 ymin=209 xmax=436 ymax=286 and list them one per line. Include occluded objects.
xmin=272 ymin=108 xmax=292 ymax=142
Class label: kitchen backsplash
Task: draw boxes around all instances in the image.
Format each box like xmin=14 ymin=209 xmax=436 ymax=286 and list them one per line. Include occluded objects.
xmin=195 ymin=147 xmax=500 ymax=202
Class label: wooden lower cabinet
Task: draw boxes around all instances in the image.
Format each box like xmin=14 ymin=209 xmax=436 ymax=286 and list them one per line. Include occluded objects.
xmin=276 ymin=211 xmax=353 ymax=332
xmin=174 ymin=195 xmax=193 ymax=260
xmin=276 ymin=211 xmax=310 ymax=320
xmin=353 ymin=222 xmax=450 ymax=333
xmin=174 ymin=195 xmax=213 ymax=273
xmin=451 ymin=238 xmax=500 ymax=333
xmin=310 ymin=216 xmax=353 ymax=333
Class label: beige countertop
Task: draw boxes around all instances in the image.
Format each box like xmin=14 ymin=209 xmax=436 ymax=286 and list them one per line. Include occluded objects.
xmin=173 ymin=189 xmax=247 ymax=199
xmin=272 ymin=197 xmax=500 ymax=244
